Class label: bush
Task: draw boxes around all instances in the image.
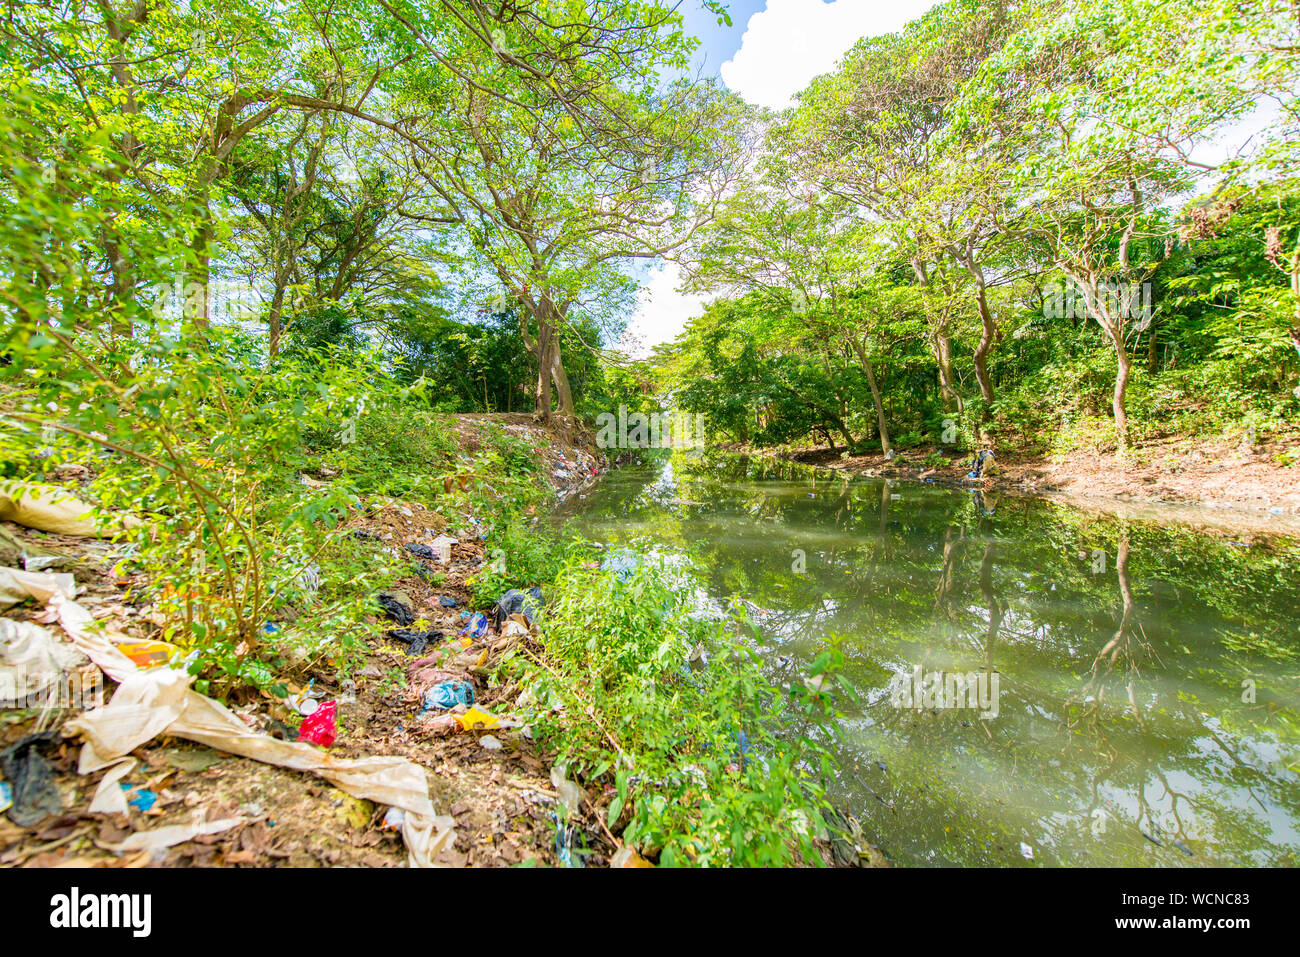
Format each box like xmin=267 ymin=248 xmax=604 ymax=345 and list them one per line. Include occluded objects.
xmin=503 ymin=556 xmax=846 ymax=866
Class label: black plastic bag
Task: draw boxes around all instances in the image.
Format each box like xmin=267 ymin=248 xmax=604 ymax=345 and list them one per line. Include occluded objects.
xmin=378 ymin=594 xmax=415 ymax=626
xmin=0 ymin=731 xmax=62 ymax=827
xmin=387 ymin=629 xmax=443 ymax=656
xmin=492 ymin=587 xmax=544 ymax=631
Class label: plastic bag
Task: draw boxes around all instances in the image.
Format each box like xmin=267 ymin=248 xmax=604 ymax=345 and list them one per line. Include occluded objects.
xmin=454 ymin=706 xmax=500 ymax=731
xmin=0 ymin=731 xmax=63 ymax=827
xmin=423 ymin=681 xmax=475 ymax=711
xmin=458 ymin=612 xmax=488 ymax=639
xmin=296 ymin=700 xmax=337 ymax=747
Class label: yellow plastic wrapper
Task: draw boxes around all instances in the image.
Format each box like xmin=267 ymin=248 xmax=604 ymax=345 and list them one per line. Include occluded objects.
xmin=455 ymin=706 xmax=500 ymax=731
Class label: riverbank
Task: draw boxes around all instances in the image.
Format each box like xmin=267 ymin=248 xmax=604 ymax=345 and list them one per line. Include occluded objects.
xmin=0 ymin=414 xmax=604 ymax=867
xmin=763 ymin=432 xmax=1300 ymax=536
xmin=0 ymin=414 xmax=856 ymax=868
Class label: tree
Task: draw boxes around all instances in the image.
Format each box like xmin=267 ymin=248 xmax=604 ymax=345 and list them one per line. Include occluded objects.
xmin=384 ymin=2 xmax=751 ymax=420
xmin=785 ymin=0 xmax=1028 ymax=442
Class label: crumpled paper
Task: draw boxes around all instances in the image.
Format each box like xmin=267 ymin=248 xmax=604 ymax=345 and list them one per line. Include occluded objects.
xmin=3 ymin=567 xmax=453 ymax=866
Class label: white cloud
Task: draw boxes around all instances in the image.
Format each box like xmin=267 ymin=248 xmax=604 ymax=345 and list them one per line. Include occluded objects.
xmin=720 ymin=0 xmax=941 ymax=110
xmin=617 ymin=263 xmax=706 ymax=358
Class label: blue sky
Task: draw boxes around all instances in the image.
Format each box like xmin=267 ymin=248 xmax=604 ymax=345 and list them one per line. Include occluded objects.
xmin=679 ymin=0 xmax=768 ymax=76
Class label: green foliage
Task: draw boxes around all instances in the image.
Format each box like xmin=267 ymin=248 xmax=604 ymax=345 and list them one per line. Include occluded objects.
xmin=320 ymin=394 xmax=460 ymax=501
xmin=504 ymin=557 xmax=845 ymax=866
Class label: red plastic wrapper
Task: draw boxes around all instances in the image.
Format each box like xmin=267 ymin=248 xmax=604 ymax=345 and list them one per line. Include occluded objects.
xmin=296 ymin=700 xmax=337 ymax=748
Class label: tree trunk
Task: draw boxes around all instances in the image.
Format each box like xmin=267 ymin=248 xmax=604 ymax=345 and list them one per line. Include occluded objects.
xmin=933 ymin=331 xmax=962 ymax=413
xmin=532 ymin=321 xmax=554 ymax=418
xmin=103 ymin=235 xmax=135 ymax=340
xmin=970 ymin=274 xmax=997 ymax=443
xmin=849 ymin=338 xmax=892 ymax=456
xmin=267 ymin=281 xmax=286 ymax=359
xmin=1072 ymin=270 xmax=1133 ymax=459
xmin=189 ymin=201 xmax=213 ymax=328
xmin=550 ymin=331 xmax=575 ymax=417
xmin=1112 ymin=334 xmax=1132 ymax=456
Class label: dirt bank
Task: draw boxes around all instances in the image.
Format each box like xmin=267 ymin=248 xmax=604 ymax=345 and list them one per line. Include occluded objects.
xmin=772 ymin=433 xmax=1300 ymax=537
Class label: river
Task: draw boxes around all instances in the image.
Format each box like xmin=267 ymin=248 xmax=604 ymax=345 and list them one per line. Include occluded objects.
xmin=555 ymin=452 xmax=1300 ymax=866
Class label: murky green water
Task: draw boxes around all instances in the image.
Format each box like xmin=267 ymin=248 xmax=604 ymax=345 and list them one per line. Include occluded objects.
xmin=556 ymin=453 xmax=1300 ymax=867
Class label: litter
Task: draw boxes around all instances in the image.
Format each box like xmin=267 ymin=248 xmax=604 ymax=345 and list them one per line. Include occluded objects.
xmin=1 ymin=616 xmax=89 ymax=707
xmin=459 ymin=612 xmax=488 ymax=639
xmin=291 ymin=562 xmax=322 ymax=597
xmin=296 ymin=701 xmax=337 ymax=747
xmin=550 ymin=767 xmax=585 ymax=818
xmin=0 ymin=481 xmax=142 ymax=538
xmin=116 ymin=640 xmax=179 ymax=669
xmin=611 ymin=845 xmax=655 ymax=868
xmin=500 ymin=619 xmax=530 ymax=639
xmin=10 ymin=548 xmax=452 ymax=866
xmin=1 ymin=565 xmax=76 ymax=610
xmin=491 ymin=588 xmax=543 ymax=630
xmin=388 ymin=628 xmax=442 ymax=656
xmin=120 ymin=782 xmax=157 ymax=812
xmin=479 ymin=734 xmax=503 ymax=750
xmin=0 ymin=730 xmax=63 ymax=827
xmin=382 ymin=807 xmax=405 ymax=830
xmin=0 ymin=528 xmax=73 ymax=572
xmin=418 ymin=681 xmax=475 ymax=715
xmin=286 ymin=684 xmax=322 ymax=716
xmin=439 ymin=596 xmax=458 ymax=608
xmin=554 ymin=817 xmax=583 ymax=867
xmin=404 ymin=543 xmax=436 ymax=560
xmin=0 ymin=781 xmax=11 ymax=813
xmin=99 ymin=815 xmax=245 ymax=853
xmin=378 ymin=593 xmax=415 ymax=626
xmin=454 ymin=706 xmax=499 ymax=731
xmin=430 ymin=535 xmax=458 ymax=563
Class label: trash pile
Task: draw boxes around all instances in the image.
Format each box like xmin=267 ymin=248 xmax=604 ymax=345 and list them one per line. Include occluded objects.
xmin=446 ymin=415 xmax=607 ymax=502
xmin=0 ymin=488 xmax=452 ymax=866
xmin=0 ymin=471 xmax=629 ymax=868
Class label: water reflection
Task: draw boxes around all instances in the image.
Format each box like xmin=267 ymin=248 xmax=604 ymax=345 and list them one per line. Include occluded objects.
xmin=555 ymin=453 xmax=1300 ymax=866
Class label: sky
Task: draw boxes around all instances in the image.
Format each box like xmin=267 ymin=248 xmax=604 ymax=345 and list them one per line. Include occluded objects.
xmin=617 ymin=1 xmax=943 ymax=357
